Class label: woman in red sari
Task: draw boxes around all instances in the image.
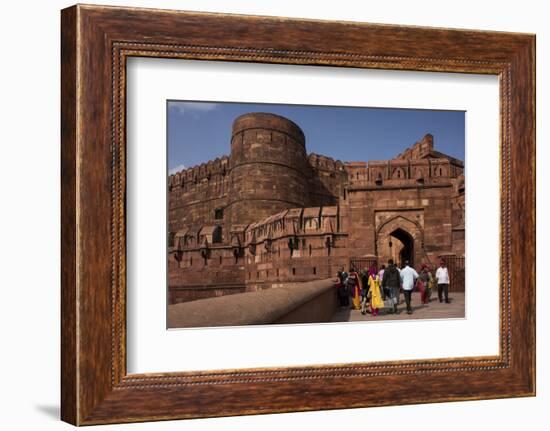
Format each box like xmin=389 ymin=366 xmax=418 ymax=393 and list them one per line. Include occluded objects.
xmin=417 ymin=263 xmax=432 ymax=305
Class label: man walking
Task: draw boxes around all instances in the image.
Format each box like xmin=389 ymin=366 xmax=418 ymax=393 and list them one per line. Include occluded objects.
xmin=381 ymin=259 xmax=401 ymax=314
xmin=400 ymin=260 xmax=418 ymax=315
xmin=435 ymin=259 xmax=450 ymax=303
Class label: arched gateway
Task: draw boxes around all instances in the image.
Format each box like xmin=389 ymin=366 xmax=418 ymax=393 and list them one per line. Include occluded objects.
xmin=376 ymin=215 xmax=424 ymax=268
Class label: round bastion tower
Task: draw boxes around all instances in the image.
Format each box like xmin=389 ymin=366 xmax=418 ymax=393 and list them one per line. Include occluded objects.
xmin=228 ymin=113 xmax=310 ymax=226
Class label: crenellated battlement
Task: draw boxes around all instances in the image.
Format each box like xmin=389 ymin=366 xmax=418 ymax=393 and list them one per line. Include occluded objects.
xmin=307 ymin=153 xmax=345 ymax=172
xmin=168 ymin=155 xmax=230 ymax=190
xmin=345 ymin=157 xmax=456 ymax=186
xmin=243 ymin=206 xmax=340 ymax=247
xmin=397 ymin=133 xmax=434 ymax=160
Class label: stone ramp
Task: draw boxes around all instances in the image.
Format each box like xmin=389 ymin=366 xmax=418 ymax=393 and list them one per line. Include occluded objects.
xmin=168 ymin=278 xmax=337 ymax=328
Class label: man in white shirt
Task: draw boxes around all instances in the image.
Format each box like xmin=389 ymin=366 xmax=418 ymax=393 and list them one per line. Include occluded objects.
xmin=400 ymin=261 xmax=419 ymax=315
xmin=435 ymin=259 xmax=450 ymax=303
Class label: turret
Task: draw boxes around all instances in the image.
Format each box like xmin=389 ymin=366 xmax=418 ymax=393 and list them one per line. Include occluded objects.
xmin=228 ymin=113 xmax=310 ymax=225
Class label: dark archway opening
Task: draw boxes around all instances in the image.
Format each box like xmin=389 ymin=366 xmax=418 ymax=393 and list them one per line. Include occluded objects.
xmin=390 ymin=228 xmax=414 ymax=268
xmin=212 ymin=225 xmax=223 ymax=244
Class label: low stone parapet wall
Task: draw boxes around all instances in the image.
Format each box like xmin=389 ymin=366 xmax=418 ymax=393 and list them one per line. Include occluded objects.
xmin=167 ymin=278 xmax=337 ymax=328
xmin=169 ymin=283 xmax=247 ymax=304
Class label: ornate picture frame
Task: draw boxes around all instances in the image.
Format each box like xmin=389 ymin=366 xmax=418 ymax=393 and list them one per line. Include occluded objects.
xmin=61 ymin=4 xmax=535 ymax=425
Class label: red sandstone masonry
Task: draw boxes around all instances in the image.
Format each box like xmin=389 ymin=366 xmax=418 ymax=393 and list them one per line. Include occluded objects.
xmin=168 ymin=113 xmax=465 ymax=304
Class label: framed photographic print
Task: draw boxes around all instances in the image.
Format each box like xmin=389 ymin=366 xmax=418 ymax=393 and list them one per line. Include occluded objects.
xmin=61 ymin=4 xmax=535 ymax=425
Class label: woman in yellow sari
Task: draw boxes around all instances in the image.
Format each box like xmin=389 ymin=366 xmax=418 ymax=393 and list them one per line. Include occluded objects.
xmin=368 ymin=265 xmax=384 ymax=316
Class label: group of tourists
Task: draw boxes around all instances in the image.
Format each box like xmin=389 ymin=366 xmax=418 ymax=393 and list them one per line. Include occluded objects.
xmin=335 ymin=259 xmax=450 ymax=316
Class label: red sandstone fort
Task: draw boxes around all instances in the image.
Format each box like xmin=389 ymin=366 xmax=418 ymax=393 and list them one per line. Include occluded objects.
xmin=168 ymin=112 xmax=465 ymax=304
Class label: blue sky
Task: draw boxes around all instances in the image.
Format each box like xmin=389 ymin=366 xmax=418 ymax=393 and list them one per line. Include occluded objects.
xmin=167 ymin=101 xmax=465 ymax=174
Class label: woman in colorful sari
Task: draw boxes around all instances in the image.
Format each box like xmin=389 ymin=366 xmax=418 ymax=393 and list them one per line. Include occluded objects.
xmin=347 ymin=267 xmax=362 ymax=310
xmin=417 ymin=263 xmax=433 ymax=305
xmin=426 ymin=264 xmax=434 ymax=303
xmin=368 ymin=265 xmax=385 ymax=316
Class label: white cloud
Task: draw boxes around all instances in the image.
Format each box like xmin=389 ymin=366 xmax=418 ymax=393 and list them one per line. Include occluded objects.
xmin=168 ymin=164 xmax=186 ymax=175
xmin=169 ymin=102 xmax=219 ymax=117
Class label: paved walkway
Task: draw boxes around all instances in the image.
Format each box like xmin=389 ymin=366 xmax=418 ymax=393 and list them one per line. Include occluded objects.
xmin=331 ymin=292 xmax=465 ymax=322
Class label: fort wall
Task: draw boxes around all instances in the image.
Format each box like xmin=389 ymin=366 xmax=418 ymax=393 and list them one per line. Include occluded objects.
xmin=168 ymin=156 xmax=230 ymax=238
